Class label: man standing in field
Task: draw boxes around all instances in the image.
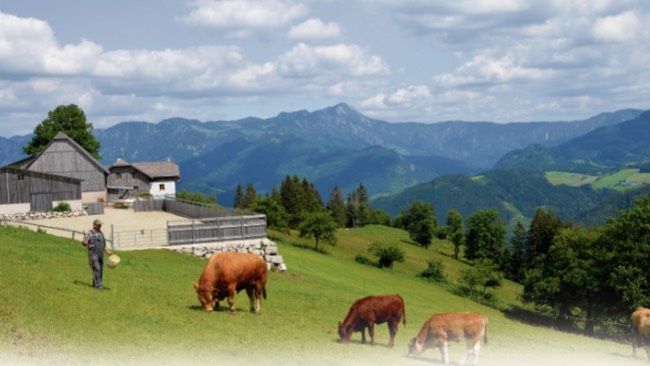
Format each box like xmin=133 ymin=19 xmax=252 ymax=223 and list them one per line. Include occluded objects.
xmin=82 ymin=219 xmax=112 ymax=290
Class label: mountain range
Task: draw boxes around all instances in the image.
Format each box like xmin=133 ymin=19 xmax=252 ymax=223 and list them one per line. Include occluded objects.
xmin=0 ymin=103 xmax=646 ymax=207
xmin=495 ymin=110 xmax=650 ymax=173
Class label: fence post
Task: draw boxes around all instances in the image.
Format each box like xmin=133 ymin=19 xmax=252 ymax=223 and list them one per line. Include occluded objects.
xmin=192 ymin=219 xmax=196 ymax=244
xmin=240 ymin=217 xmax=244 ymax=238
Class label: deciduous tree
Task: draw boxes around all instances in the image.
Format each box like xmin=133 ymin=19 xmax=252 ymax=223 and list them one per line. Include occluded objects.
xmin=24 ymin=104 xmax=101 ymax=159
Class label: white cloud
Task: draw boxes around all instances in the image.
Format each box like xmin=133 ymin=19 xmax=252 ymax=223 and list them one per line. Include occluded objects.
xmin=278 ymin=43 xmax=389 ymax=77
xmin=288 ymin=18 xmax=341 ymax=40
xmin=179 ymin=0 xmax=307 ymax=31
xmin=433 ymin=52 xmax=554 ymax=88
xmin=0 ymin=11 xmax=102 ymax=75
xmin=592 ymin=11 xmax=641 ymax=42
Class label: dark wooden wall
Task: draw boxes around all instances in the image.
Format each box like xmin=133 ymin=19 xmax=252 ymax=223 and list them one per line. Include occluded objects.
xmin=0 ymin=168 xmax=81 ymax=210
xmin=107 ymin=166 xmax=150 ymax=201
xmin=28 ymin=140 xmax=106 ymax=192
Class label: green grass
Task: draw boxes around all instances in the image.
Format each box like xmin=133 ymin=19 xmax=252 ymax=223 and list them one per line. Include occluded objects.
xmin=546 ymin=169 xmax=650 ymax=192
xmin=592 ymin=169 xmax=639 ymax=190
xmin=0 ymin=225 xmax=644 ymax=365
xmin=545 ymin=171 xmax=598 ymax=187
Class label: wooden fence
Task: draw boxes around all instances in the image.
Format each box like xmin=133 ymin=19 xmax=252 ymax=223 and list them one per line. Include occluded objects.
xmin=84 ymin=202 xmax=104 ymax=215
xmin=133 ymin=199 xmax=164 ymax=212
xmin=167 ymin=214 xmax=267 ymax=245
xmin=133 ymin=198 xmax=244 ymax=217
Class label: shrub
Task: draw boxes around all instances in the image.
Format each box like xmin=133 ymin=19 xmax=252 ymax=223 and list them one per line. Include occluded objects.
xmin=436 ymin=226 xmax=448 ymax=240
xmin=369 ymin=242 xmax=405 ymax=269
xmin=355 ymin=254 xmax=375 ymax=266
xmin=419 ymin=260 xmax=446 ymax=282
xmin=459 ymin=259 xmax=503 ymax=297
xmin=51 ymin=202 xmax=71 ymax=212
xmin=137 ymin=192 xmax=153 ymax=200
xmin=114 ymin=202 xmax=129 ymax=209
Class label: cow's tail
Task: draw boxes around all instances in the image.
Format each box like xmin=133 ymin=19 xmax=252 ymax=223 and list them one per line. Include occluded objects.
xmin=483 ymin=317 xmax=489 ymax=345
xmin=402 ymin=306 xmax=407 ymax=326
xmin=263 ymin=285 xmax=267 ymax=300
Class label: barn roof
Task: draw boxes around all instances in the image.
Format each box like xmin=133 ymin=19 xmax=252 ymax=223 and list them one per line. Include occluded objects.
xmin=23 ymin=132 xmax=109 ymax=174
xmin=132 ymin=161 xmax=180 ymax=180
xmin=109 ymin=159 xmax=180 ymax=180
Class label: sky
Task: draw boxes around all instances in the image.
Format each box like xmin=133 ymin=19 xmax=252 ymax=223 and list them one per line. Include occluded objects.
xmin=1 ymin=0 xmax=649 ymax=136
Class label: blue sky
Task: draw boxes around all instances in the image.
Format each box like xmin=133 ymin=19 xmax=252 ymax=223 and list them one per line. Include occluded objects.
xmin=1 ymin=0 xmax=649 ymax=136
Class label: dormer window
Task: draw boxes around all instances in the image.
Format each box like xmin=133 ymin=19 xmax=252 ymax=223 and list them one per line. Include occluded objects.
xmin=159 ymin=183 xmax=165 ymax=191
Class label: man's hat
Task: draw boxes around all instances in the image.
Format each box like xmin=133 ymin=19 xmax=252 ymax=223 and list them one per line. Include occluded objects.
xmin=93 ymin=219 xmax=103 ymax=226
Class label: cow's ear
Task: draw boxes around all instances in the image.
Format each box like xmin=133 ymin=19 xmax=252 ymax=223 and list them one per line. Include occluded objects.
xmin=193 ymin=283 xmax=198 ymax=290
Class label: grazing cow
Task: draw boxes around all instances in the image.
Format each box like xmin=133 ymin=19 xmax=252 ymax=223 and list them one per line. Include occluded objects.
xmin=632 ymin=306 xmax=650 ymax=360
xmin=193 ymin=252 xmax=267 ymax=314
xmin=408 ymin=312 xmax=488 ymax=366
xmin=337 ymin=294 xmax=406 ymax=347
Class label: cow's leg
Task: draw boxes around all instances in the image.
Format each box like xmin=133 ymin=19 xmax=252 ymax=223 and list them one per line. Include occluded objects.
xmin=360 ymin=326 xmax=366 ymax=344
xmin=438 ymin=339 xmax=449 ymax=365
xmin=245 ymin=287 xmax=255 ymax=313
xmin=254 ymin=282 xmax=263 ymax=314
xmin=472 ymin=341 xmax=481 ymax=366
xmin=227 ymin=284 xmax=237 ymax=313
xmin=387 ymin=320 xmax=397 ymax=348
xmin=368 ymin=321 xmax=376 ymax=346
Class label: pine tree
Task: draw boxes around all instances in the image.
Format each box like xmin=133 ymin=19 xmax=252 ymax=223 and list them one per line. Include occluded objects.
xmin=356 ymin=183 xmax=369 ymax=205
xmin=526 ymin=208 xmax=567 ymax=265
xmin=270 ymin=186 xmax=281 ymax=204
xmin=327 ymin=186 xmax=347 ymax=227
xmin=233 ymin=184 xmax=245 ymax=209
xmin=346 ymin=191 xmax=359 ymax=228
xmin=244 ymin=183 xmax=257 ymax=208
xmin=508 ymin=221 xmax=527 ymax=282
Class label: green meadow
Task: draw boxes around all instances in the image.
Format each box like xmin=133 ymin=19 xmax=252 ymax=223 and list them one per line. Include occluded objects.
xmin=546 ymin=168 xmax=650 ymax=191
xmin=0 ymin=225 xmax=645 ymax=365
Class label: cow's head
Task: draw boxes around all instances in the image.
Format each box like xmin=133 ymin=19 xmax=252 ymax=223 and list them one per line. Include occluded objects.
xmin=337 ymin=321 xmax=353 ymax=343
xmin=408 ymin=337 xmax=424 ymax=355
xmin=193 ymin=282 xmax=214 ymax=312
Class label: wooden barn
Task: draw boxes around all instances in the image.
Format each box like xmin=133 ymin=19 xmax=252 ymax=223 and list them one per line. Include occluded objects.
xmin=10 ymin=132 xmax=108 ymax=203
xmin=107 ymin=159 xmax=180 ymax=202
xmin=0 ymin=166 xmax=81 ymax=214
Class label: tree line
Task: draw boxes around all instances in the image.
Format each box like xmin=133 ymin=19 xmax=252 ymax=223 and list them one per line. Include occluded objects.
xmin=232 ymin=177 xmax=390 ymax=251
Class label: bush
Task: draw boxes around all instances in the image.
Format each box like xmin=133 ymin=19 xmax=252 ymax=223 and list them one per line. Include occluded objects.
xmin=355 ymin=254 xmax=375 ymax=266
xmin=419 ymin=260 xmax=446 ymax=282
xmin=459 ymin=259 xmax=503 ymax=297
xmin=137 ymin=192 xmax=153 ymax=200
xmin=114 ymin=202 xmax=129 ymax=209
xmin=369 ymin=242 xmax=405 ymax=269
xmin=436 ymin=226 xmax=448 ymax=240
xmin=51 ymin=202 xmax=71 ymax=212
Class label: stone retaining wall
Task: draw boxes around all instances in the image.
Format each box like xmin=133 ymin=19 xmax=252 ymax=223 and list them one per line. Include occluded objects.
xmin=171 ymin=237 xmax=287 ymax=271
xmin=2 ymin=210 xmax=88 ymax=222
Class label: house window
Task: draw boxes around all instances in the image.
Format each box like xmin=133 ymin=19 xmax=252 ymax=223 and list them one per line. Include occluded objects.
xmin=116 ymin=173 xmax=122 ymax=179
xmin=159 ymin=183 xmax=165 ymax=191
xmin=17 ymin=174 xmax=25 ymax=181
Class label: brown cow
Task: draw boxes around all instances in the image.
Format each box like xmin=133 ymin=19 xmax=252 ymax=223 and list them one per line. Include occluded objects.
xmin=632 ymin=306 xmax=650 ymax=360
xmin=193 ymin=252 xmax=267 ymax=314
xmin=337 ymin=294 xmax=406 ymax=347
xmin=408 ymin=312 xmax=488 ymax=366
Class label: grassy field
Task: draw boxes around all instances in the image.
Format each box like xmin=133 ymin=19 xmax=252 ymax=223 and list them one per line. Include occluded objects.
xmin=545 ymin=171 xmax=598 ymax=187
xmin=0 ymin=224 xmax=646 ymax=365
xmin=546 ymin=169 xmax=650 ymax=191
